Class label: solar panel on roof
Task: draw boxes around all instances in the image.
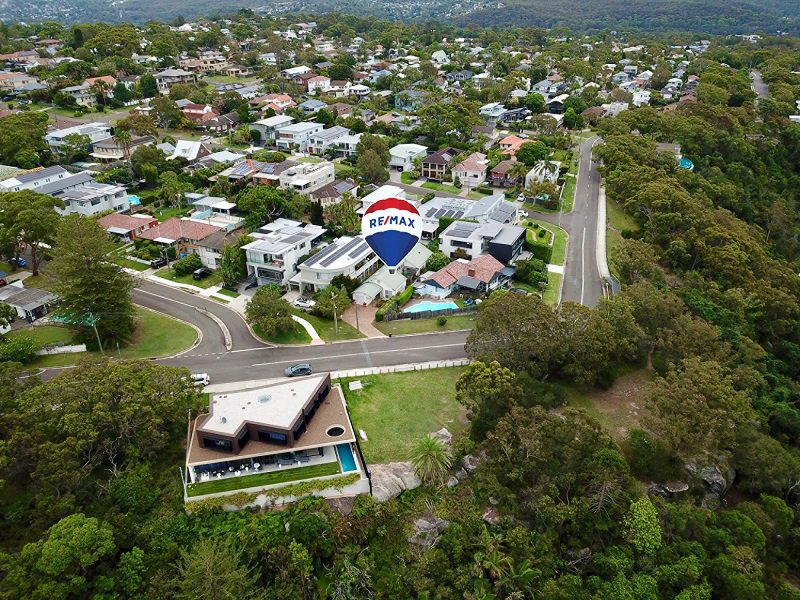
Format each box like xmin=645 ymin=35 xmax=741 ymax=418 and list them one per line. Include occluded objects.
xmin=348 ymin=242 xmax=369 ymax=258
xmin=281 ymin=233 xmax=307 ymax=244
xmin=319 ymin=237 xmax=362 ymax=267
xmin=434 ymin=209 xmax=447 ymax=218
xmin=426 ymin=208 xmax=438 ymax=218
xmin=303 ymin=243 xmax=337 ymax=266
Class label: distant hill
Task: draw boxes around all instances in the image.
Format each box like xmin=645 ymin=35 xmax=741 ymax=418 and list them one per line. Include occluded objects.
xmin=0 ymin=0 xmax=796 ymax=34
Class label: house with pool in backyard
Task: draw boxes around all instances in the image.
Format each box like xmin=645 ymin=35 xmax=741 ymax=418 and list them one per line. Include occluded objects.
xmin=183 ymin=373 xmax=370 ymax=506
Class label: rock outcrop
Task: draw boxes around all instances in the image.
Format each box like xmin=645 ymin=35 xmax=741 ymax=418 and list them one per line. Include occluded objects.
xmin=371 ymin=462 xmax=421 ymax=503
xmin=408 ymin=512 xmax=450 ymax=548
xmin=685 ymin=458 xmax=735 ymax=497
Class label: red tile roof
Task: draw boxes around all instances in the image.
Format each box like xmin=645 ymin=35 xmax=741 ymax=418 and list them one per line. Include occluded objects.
xmin=138 ymin=218 xmax=221 ymax=243
xmin=97 ymin=213 xmax=157 ymax=232
xmin=426 ymin=254 xmax=504 ymax=288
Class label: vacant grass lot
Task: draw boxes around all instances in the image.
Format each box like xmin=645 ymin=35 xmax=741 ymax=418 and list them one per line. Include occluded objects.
xmin=374 ymin=313 xmax=477 ymax=335
xmin=113 ymin=257 xmax=150 ymax=271
xmin=253 ymin=322 xmax=312 ymax=345
xmin=25 ymin=307 xmax=197 ymax=368
xmin=341 ymin=367 xmax=467 ymax=463
xmin=186 ymin=461 xmax=341 ymax=497
xmin=299 ymin=311 xmax=364 ymax=342
xmin=7 ymin=325 xmax=75 ymax=346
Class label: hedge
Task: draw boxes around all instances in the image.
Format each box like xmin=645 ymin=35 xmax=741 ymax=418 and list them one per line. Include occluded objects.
xmin=172 ymin=254 xmax=202 ymax=276
xmin=527 ymin=240 xmax=553 ymax=263
xmin=375 ymin=285 xmax=414 ymax=321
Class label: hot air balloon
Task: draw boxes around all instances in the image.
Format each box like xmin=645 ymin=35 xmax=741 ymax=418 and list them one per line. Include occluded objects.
xmin=361 ymin=197 xmax=423 ymax=272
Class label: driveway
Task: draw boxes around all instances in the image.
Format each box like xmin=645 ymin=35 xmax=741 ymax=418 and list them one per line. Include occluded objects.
xmin=750 ymin=70 xmax=770 ymax=99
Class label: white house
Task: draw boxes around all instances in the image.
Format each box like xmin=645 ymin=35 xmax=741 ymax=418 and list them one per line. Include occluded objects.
xmin=389 ymin=143 xmax=428 ymax=172
xmin=249 ymin=115 xmax=294 ymax=144
xmin=33 ymin=171 xmax=129 ymax=217
xmin=44 ymin=122 xmax=112 ymax=152
xmin=524 ymin=160 xmax=561 ymax=188
xmin=275 ymin=122 xmax=324 ymax=152
xmin=307 ymin=126 xmax=350 ymax=155
xmin=279 ymin=161 xmax=336 ymax=194
xmin=244 ymin=219 xmax=326 ymax=286
xmin=168 ymin=140 xmax=212 ymax=162
xmin=335 ymin=133 xmax=363 ymax=158
xmin=0 ymin=165 xmax=71 ymax=192
xmin=479 ymin=102 xmax=507 ymax=121
xmin=281 ymin=65 xmax=311 ymax=79
xmin=292 ymin=236 xmax=381 ymax=295
xmin=438 ymin=220 xmax=525 ymax=263
xmin=452 ymin=152 xmax=488 ymax=189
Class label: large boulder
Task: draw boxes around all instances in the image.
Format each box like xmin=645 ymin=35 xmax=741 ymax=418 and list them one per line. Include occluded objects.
xmin=685 ymin=458 xmax=735 ymax=496
xmin=647 ymin=481 xmax=689 ymax=499
xmin=462 ymin=452 xmax=485 ymax=474
xmin=431 ymin=427 xmax=452 ymax=448
xmin=371 ymin=462 xmax=421 ymax=503
xmin=408 ymin=512 xmax=449 ymax=548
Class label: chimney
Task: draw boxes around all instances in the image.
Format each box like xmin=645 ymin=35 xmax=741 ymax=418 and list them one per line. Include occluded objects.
xmin=468 ymin=268 xmax=476 ymax=277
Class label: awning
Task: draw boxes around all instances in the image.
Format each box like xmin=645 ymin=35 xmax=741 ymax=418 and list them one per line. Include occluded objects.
xmin=456 ymin=275 xmax=482 ymax=290
xmin=154 ymin=237 xmax=177 ymax=244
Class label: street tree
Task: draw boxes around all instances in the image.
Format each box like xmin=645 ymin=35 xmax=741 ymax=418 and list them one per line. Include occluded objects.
xmin=245 ymin=285 xmax=295 ymax=338
xmin=313 ymin=285 xmax=352 ymax=320
xmin=51 ymin=215 xmax=135 ymax=344
xmin=219 ymin=235 xmax=253 ymax=288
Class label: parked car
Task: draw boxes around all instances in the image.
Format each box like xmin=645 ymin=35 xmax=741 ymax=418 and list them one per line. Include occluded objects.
xmin=150 ymin=257 xmax=168 ymax=269
xmin=293 ymin=297 xmax=316 ymax=309
xmin=192 ymin=267 xmax=213 ymax=281
xmin=285 ymin=363 xmax=313 ymax=377
xmin=10 ymin=257 xmax=26 ymax=268
xmin=190 ymin=373 xmax=210 ymax=386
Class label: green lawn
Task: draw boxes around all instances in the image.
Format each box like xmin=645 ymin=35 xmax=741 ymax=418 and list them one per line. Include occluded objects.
xmin=422 ymin=181 xmax=462 ymax=195
xmin=606 ymin=197 xmax=639 ymax=233
xmin=25 ymin=307 xmax=197 ymax=368
xmin=296 ymin=156 xmax=323 ymax=164
xmin=7 ymin=325 xmax=75 ymax=346
xmin=253 ymin=322 xmax=312 ymax=345
xmin=0 ymin=261 xmax=15 ymax=274
xmin=543 ymin=272 xmax=562 ymax=305
xmin=400 ymin=171 xmax=416 ymax=184
xmin=204 ymin=75 xmax=260 ymax=85
xmin=21 ymin=274 xmax=52 ymax=290
xmin=151 ymin=206 xmax=191 ymax=221
xmin=561 ymin=176 xmax=577 ymax=213
xmin=297 ymin=310 xmax=364 ymax=342
xmin=186 ymin=461 xmax=341 ymax=497
xmin=525 ymin=220 xmax=568 ymax=266
xmin=341 ymin=367 xmax=468 ymax=463
xmin=216 ymin=288 xmax=240 ymax=298
xmin=374 ymin=313 xmax=477 ymax=335
xmin=112 ymin=257 xmax=150 ymax=271
xmin=154 ymin=268 xmax=223 ymax=289
xmin=210 ymin=296 xmax=230 ymax=304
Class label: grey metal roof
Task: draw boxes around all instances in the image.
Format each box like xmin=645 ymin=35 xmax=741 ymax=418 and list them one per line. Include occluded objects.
xmin=33 ymin=171 xmax=94 ymax=195
xmin=492 ymin=224 xmax=525 ymax=245
xmin=456 ymin=275 xmax=482 ymax=290
xmin=15 ymin=165 xmax=67 ymax=184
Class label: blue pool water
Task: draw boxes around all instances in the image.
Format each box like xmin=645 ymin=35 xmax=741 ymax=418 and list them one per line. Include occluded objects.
xmin=404 ymin=301 xmax=458 ymax=314
xmin=336 ymin=443 xmax=357 ymax=472
xmin=679 ymin=157 xmax=694 ymax=170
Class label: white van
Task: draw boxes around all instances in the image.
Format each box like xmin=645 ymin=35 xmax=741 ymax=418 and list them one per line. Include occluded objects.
xmin=190 ymin=373 xmax=210 ymax=386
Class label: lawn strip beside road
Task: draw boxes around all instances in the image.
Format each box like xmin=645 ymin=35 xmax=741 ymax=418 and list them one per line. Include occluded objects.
xmin=186 ymin=461 xmax=341 ymax=497
xmin=297 ymin=311 xmax=364 ymax=342
xmin=253 ymin=322 xmax=312 ymax=345
xmin=341 ymin=367 xmax=467 ymax=463
xmin=24 ymin=306 xmax=198 ymax=368
xmin=374 ymin=313 xmax=476 ymax=336
xmin=155 ymin=267 xmax=223 ymax=289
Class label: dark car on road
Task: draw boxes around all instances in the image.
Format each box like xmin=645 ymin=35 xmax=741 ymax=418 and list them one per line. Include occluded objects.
xmin=192 ymin=267 xmax=213 ymax=281
xmin=285 ymin=363 xmax=313 ymax=377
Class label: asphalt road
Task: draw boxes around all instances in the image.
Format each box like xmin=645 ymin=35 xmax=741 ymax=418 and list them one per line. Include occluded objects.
xmin=750 ymin=70 xmax=770 ymax=99
xmin=535 ymin=135 xmax=605 ymax=307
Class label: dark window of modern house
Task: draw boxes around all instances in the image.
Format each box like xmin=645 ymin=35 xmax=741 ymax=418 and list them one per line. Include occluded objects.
xmin=238 ymin=429 xmax=250 ymax=447
xmin=203 ymin=437 xmax=232 ymax=452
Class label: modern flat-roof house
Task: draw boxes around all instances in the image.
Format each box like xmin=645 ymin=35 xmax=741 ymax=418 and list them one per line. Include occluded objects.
xmin=416 ymin=254 xmax=512 ymax=299
xmin=275 ymin=122 xmax=324 ymax=152
xmin=439 ymin=220 xmax=525 ymax=262
xmin=155 ymin=68 xmax=197 ymax=94
xmin=185 ymin=192 xmax=244 ymax=232
xmin=184 ymin=374 xmax=369 ymax=504
xmin=389 ymin=143 xmax=427 ymax=172
xmin=307 ymin=126 xmax=350 ymax=155
xmin=279 ymin=161 xmax=335 ymax=194
xmin=33 ymin=171 xmax=129 ymax=217
xmin=249 ymin=115 xmax=294 ymax=144
xmin=479 ymin=102 xmax=507 ymax=122
xmin=418 ymin=193 xmax=519 ymax=239
xmin=420 ymin=147 xmax=459 ymax=182
xmin=243 ymin=218 xmax=326 ymax=286
xmin=45 ymin=122 xmax=112 ymax=152
xmin=334 ymin=133 xmax=363 ymax=158
xmin=292 ymin=235 xmax=381 ymax=295
xmin=525 ymin=160 xmax=561 ymax=188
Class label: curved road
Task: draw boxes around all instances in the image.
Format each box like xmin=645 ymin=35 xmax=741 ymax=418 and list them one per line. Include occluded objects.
xmin=535 ymin=134 xmax=606 ymax=307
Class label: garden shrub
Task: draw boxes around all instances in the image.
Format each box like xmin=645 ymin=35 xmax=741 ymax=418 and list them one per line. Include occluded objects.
xmin=172 ymin=254 xmax=202 ymax=276
xmin=437 ymin=316 xmax=447 ymax=327
xmin=527 ymin=241 xmax=552 ymax=263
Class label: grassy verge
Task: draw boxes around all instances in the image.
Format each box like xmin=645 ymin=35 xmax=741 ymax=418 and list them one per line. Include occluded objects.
xmin=606 ymin=198 xmax=639 ymax=281
xmin=400 ymin=171 xmax=416 ymax=184
xmin=298 ymin=311 xmax=364 ymax=342
xmin=340 ymin=367 xmax=467 ymax=463
xmin=186 ymin=461 xmax=341 ymax=497
xmin=210 ymin=296 xmax=230 ymax=304
xmin=24 ymin=306 xmax=197 ymax=368
xmin=21 ymin=275 xmax=52 ymax=290
xmin=543 ymin=272 xmax=562 ymax=305
xmin=7 ymin=325 xmax=75 ymax=346
xmin=561 ymin=176 xmax=577 ymax=213
xmin=374 ymin=313 xmax=477 ymax=335
xmin=154 ymin=268 xmax=223 ymax=289
xmin=253 ymin=322 xmax=312 ymax=345
xmin=216 ymin=288 xmax=240 ymax=298
xmin=113 ymin=257 xmax=150 ymax=271
xmin=296 ymin=156 xmax=323 ymax=163
xmin=422 ymin=181 xmax=462 ymax=195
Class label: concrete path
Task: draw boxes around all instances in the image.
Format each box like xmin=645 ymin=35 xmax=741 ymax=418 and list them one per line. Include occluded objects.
xmin=341 ymin=304 xmax=386 ymax=338
xmin=547 ymin=264 xmax=564 ymax=274
xmin=292 ymin=314 xmax=324 ymax=345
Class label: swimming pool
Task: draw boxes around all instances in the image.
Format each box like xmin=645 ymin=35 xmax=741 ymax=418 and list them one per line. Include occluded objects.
xmin=336 ymin=443 xmax=357 ymax=472
xmin=403 ymin=301 xmax=458 ymax=314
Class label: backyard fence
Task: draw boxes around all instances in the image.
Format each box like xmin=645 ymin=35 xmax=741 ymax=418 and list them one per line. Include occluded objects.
xmin=381 ymin=306 xmax=478 ymax=322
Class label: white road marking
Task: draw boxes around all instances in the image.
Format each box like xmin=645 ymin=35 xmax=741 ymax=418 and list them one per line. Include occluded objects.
xmin=580 ymin=227 xmax=586 ymax=305
xmin=251 ymin=343 xmax=466 ymax=367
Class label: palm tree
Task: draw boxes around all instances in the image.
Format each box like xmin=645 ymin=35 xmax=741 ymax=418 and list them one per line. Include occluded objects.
xmin=409 ymin=434 xmax=451 ymax=485
xmin=509 ymin=160 xmax=530 ymax=187
xmin=113 ymin=129 xmax=133 ymax=178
